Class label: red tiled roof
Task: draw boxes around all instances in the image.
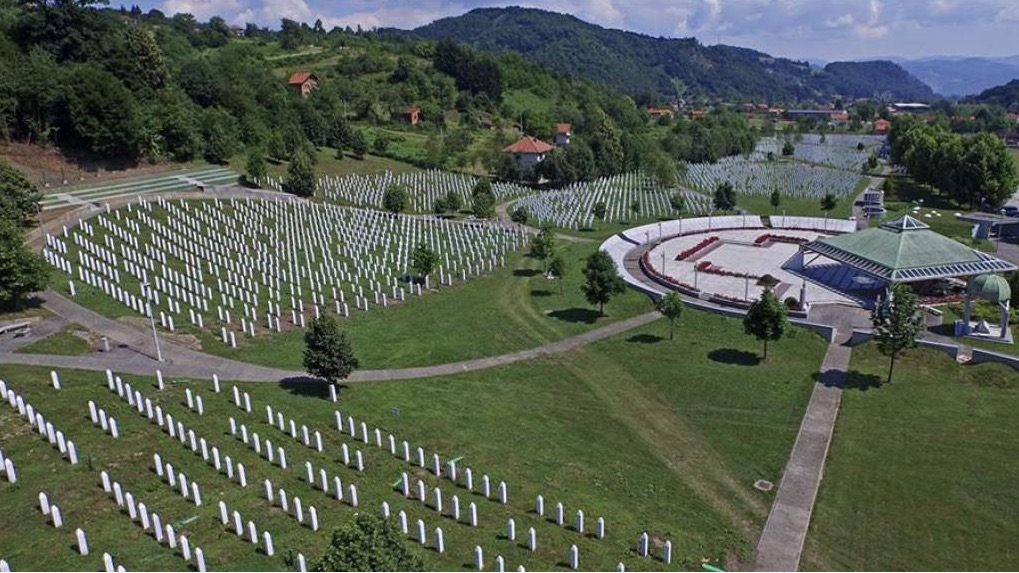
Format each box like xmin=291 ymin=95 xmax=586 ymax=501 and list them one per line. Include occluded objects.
xmin=556 ymin=123 xmax=571 ymax=134
xmin=503 ymin=136 xmax=555 ymax=154
xmin=288 ymin=72 xmax=316 ymax=85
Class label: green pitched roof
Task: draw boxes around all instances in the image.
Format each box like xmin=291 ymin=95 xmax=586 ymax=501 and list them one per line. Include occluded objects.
xmin=804 ymin=215 xmax=1016 ymax=281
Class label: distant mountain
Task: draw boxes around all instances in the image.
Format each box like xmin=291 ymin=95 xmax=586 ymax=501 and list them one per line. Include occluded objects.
xmin=407 ymin=7 xmax=933 ymax=103
xmin=970 ymin=79 xmax=1019 ymax=108
xmin=895 ymin=57 xmax=1019 ymax=96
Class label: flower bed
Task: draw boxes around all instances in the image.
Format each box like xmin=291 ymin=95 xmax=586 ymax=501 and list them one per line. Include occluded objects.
xmin=640 ymin=252 xmax=699 ymax=293
xmin=676 ymin=236 xmax=719 ymax=260
xmin=754 ymin=233 xmax=811 ymax=246
xmin=696 ymin=260 xmax=761 ymax=280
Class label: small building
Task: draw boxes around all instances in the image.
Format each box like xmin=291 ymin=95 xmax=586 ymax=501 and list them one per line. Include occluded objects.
xmin=648 ymin=106 xmax=675 ymax=119
xmin=287 ymin=72 xmax=318 ymax=98
xmin=889 ymin=102 xmax=931 ymax=115
xmin=873 ymin=118 xmax=891 ymax=135
xmin=554 ymin=123 xmax=571 ymax=147
xmin=503 ymin=136 xmax=555 ymax=168
xmin=399 ymin=105 xmax=420 ymax=126
xmin=689 ymin=109 xmax=707 ymax=120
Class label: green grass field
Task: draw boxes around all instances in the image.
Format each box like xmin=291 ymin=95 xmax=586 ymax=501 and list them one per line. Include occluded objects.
xmin=229 ymin=148 xmax=422 ymax=183
xmin=803 ymin=343 xmax=1019 ymax=570
xmin=878 ymin=177 xmax=994 ymax=251
xmin=0 ymin=305 xmax=828 ymax=571
xmin=15 ymin=323 xmax=91 ymax=356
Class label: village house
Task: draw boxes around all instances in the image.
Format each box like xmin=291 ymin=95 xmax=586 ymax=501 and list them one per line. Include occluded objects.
xmin=648 ymin=106 xmax=675 ymax=119
xmin=287 ymin=72 xmax=318 ymax=98
xmin=873 ymin=118 xmax=891 ymax=136
xmin=503 ymin=136 xmax=555 ymax=169
xmin=554 ymin=123 xmax=571 ymax=147
xmin=399 ymin=105 xmax=421 ymax=126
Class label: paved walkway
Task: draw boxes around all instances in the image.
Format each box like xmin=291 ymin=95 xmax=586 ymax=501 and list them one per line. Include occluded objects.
xmin=754 ymin=331 xmax=850 ymax=571
xmin=2 ymin=288 xmax=662 ymax=382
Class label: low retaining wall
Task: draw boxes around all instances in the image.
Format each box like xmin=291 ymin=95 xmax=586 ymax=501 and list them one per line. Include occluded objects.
xmin=919 ymin=339 xmax=961 ymax=361
xmin=970 ymin=347 xmax=1019 ymax=371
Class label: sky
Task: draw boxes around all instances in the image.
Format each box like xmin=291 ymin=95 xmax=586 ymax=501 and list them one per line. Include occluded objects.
xmin=140 ymin=0 xmax=1019 ymax=61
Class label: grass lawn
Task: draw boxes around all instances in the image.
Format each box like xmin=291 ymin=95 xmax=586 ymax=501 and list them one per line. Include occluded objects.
xmin=878 ymin=177 xmax=994 ymax=251
xmin=229 ymin=149 xmax=421 ymax=183
xmin=193 ymin=241 xmax=654 ymax=370
xmin=737 ymin=192 xmax=854 ymax=219
xmin=803 ymin=343 xmax=1019 ymax=570
xmin=15 ymin=323 xmax=91 ymax=356
xmin=0 ymin=304 xmax=827 ymax=571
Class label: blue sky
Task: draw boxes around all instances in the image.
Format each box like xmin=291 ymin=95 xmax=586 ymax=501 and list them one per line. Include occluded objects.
xmin=139 ymin=0 xmax=1019 ymax=61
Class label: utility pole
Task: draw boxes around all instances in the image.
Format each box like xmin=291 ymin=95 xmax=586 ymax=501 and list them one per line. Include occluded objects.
xmin=140 ymin=282 xmax=163 ymax=362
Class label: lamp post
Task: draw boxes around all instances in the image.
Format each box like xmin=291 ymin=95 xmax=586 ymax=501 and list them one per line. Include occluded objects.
xmin=140 ymin=281 xmax=163 ymax=362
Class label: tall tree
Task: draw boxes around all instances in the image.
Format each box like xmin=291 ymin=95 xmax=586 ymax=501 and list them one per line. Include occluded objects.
xmin=669 ymin=191 xmax=686 ymax=216
xmin=411 ymin=243 xmax=437 ymax=283
xmin=548 ymin=254 xmax=568 ymax=294
xmin=820 ymin=192 xmax=838 ymax=214
xmin=529 ymin=223 xmax=556 ymax=272
xmin=312 ymin=514 xmax=423 ymax=572
xmin=655 ymin=291 xmax=684 ymax=340
xmin=591 ymin=201 xmax=607 ymax=227
xmin=770 ymin=189 xmax=782 ymax=213
xmin=581 ymin=249 xmax=626 ymax=315
xmin=245 ymin=147 xmax=267 ymax=185
xmin=283 ymin=149 xmax=315 ymax=198
xmin=0 ymin=219 xmax=48 ymax=310
xmin=303 ymin=314 xmax=359 ymax=385
xmin=743 ymin=288 xmax=788 ymax=360
xmin=0 ymin=159 xmax=43 ymax=227
xmin=871 ymin=282 xmax=924 ymax=384
xmin=713 ymin=182 xmax=736 ymax=212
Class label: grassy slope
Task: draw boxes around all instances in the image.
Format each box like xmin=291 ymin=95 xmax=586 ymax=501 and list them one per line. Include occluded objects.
xmin=0 ymin=307 xmax=827 ymax=571
xmin=15 ymin=324 xmax=91 ymax=356
xmin=804 ymin=344 xmax=1019 ymax=570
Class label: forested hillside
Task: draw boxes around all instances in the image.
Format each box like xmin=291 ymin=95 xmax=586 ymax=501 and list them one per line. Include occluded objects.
xmin=0 ymin=1 xmax=762 ymax=190
xmin=971 ymin=79 xmax=1019 ymax=110
xmin=408 ymin=7 xmax=933 ymax=103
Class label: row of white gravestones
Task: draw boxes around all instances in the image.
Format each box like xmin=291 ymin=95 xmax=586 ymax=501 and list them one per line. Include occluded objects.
xmin=534 ymin=495 xmax=606 ymax=539
xmin=184 ymin=388 xmax=205 ymax=416
xmin=152 ymin=458 xmax=203 ymax=507
xmin=234 ymin=420 xmax=287 ymax=472
xmin=396 ymin=473 xmax=479 ymax=527
xmin=635 ymin=531 xmax=673 ymax=564
xmin=2 ymin=384 xmax=79 ymax=466
xmin=267 ymin=406 xmax=326 ymax=453
xmin=46 ymin=196 xmax=523 ymax=341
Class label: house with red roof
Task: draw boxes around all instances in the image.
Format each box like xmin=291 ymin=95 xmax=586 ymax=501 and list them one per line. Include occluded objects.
xmin=503 ymin=136 xmax=555 ymax=168
xmin=400 ymin=105 xmax=420 ymax=125
xmin=287 ymin=72 xmax=318 ymax=98
xmin=873 ymin=118 xmax=891 ymax=135
xmin=554 ymin=123 xmax=571 ymax=147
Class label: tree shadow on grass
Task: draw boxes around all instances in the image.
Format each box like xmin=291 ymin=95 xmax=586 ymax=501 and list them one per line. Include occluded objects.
xmin=627 ymin=333 xmax=664 ymax=344
xmin=548 ymin=308 xmax=601 ymax=324
xmin=513 ymin=268 xmax=542 ymax=277
xmin=817 ymin=369 xmax=883 ymax=390
xmin=279 ymin=376 xmax=340 ymax=399
xmin=530 ymin=289 xmax=554 ymax=297
xmin=707 ymin=348 xmax=761 ymax=366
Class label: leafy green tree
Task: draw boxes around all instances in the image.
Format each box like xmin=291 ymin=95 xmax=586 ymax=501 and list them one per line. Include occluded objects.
xmin=743 ymin=287 xmax=788 ymax=360
xmin=629 ymin=199 xmax=640 ymax=221
xmin=581 ymin=249 xmax=626 ymax=315
xmin=591 ymin=201 xmax=607 ymax=227
xmin=303 ymin=314 xmax=359 ymax=385
xmin=669 ymin=191 xmax=686 ymax=216
xmin=472 ymin=177 xmax=493 ymax=199
xmin=820 ymin=192 xmax=838 ymax=214
xmin=442 ymin=190 xmax=462 ymax=214
xmin=713 ymin=182 xmax=737 ymax=212
xmin=311 ymin=514 xmax=423 ymax=572
xmin=655 ymin=291 xmax=684 ymax=340
xmin=530 ymin=224 xmax=556 ymax=271
xmin=0 ymin=219 xmax=48 ymax=310
xmin=770 ymin=189 xmax=782 ymax=213
xmin=65 ymin=65 xmax=143 ymax=157
xmin=781 ymin=141 xmax=795 ymax=156
xmin=372 ymin=133 xmax=390 ymax=155
xmin=0 ymin=160 xmax=43 ymax=227
xmin=202 ymin=107 xmax=237 ymax=165
xmin=548 ymin=254 xmax=568 ymax=294
xmin=411 ymin=243 xmax=437 ymax=282
xmin=245 ymin=147 xmax=267 ymax=185
xmin=283 ymin=149 xmax=316 ymax=198
xmin=348 ymin=128 xmax=368 ymax=159
xmin=472 ymin=191 xmax=495 ymax=219
xmin=871 ymin=282 xmax=924 ymax=384
xmin=510 ymin=205 xmax=529 ymax=225
xmin=383 ymin=184 xmax=409 ymax=214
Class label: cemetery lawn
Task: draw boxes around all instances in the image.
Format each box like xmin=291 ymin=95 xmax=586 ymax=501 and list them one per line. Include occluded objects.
xmin=802 ymin=343 xmax=1019 ymax=571
xmin=0 ymin=305 xmax=826 ymax=571
xmin=194 ymin=241 xmax=654 ymax=370
xmin=736 ymin=192 xmax=854 ymax=219
xmin=15 ymin=323 xmax=91 ymax=356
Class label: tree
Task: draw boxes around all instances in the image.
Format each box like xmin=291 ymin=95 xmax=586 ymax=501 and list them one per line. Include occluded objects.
xmin=743 ymin=288 xmax=788 ymax=360
xmin=303 ymin=314 xmax=359 ymax=385
xmin=312 ymin=513 xmax=423 ymax=572
xmin=283 ymin=149 xmax=315 ymax=198
xmin=348 ymin=128 xmax=368 ymax=159
xmin=244 ymin=147 xmax=267 ymax=185
xmin=510 ymin=205 xmax=529 ymax=225
xmin=442 ymin=190 xmax=462 ymax=214
xmin=669 ymin=191 xmax=686 ymax=216
xmin=472 ymin=191 xmax=495 ymax=219
xmin=411 ymin=243 xmax=437 ymax=282
xmin=591 ymin=201 xmax=607 ymax=227
xmin=0 ymin=219 xmax=48 ymax=310
xmin=530 ymin=224 xmax=556 ymax=272
xmin=382 ymin=184 xmax=409 ymax=214
xmin=655 ymin=291 xmax=684 ymax=340
xmin=770 ymin=189 xmax=782 ymax=213
xmin=782 ymin=141 xmax=795 ymax=156
xmin=713 ymin=182 xmax=737 ymax=212
xmin=871 ymin=282 xmax=924 ymax=384
xmin=548 ymin=254 xmax=568 ymax=294
xmin=629 ymin=199 xmax=640 ymax=221
xmin=581 ymin=249 xmax=626 ymax=315
xmin=820 ymin=192 xmax=838 ymax=214
xmin=0 ymin=160 xmax=43 ymax=227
